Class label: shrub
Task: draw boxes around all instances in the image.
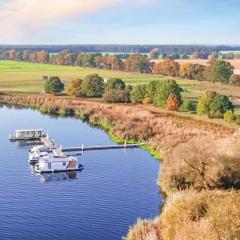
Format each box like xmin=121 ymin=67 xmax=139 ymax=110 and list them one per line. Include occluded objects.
xmin=143 ymin=97 xmax=152 ymax=105
xmin=224 ymin=110 xmax=235 ymax=122
xmin=180 ymin=100 xmax=195 ymax=112
xmin=153 ymin=80 xmax=182 ymax=107
xmin=166 ymin=94 xmax=181 ymax=111
xmin=130 ymin=84 xmax=147 ymax=104
xmin=103 ymin=89 xmax=131 ymax=103
xmin=67 ymin=79 xmax=83 ymax=97
xmin=160 ymin=136 xmax=240 ymax=192
xmin=81 ymin=74 xmax=104 ymax=97
xmin=197 ymin=91 xmax=233 ymax=118
xmin=160 ymin=190 xmax=240 ymax=240
xmin=44 ymin=76 xmax=64 ymax=95
xmin=235 ymin=115 xmax=240 ymax=125
xmin=230 ymin=74 xmax=240 ymax=87
xmin=105 ymin=78 xmax=125 ymax=91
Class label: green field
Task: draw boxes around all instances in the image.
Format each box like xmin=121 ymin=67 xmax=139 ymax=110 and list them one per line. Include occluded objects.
xmin=0 ymin=60 xmax=240 ymax=101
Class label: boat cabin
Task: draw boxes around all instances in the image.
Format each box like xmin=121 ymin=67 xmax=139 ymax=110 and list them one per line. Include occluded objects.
xmin=35 ymin=156 xmax=82 ymax=173
xmin=10 ymin=129 xmax=45 ymax=141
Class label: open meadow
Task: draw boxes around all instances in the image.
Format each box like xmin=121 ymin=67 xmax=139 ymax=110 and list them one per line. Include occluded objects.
xmin=0 ymin=60 xmax=240 ymax=103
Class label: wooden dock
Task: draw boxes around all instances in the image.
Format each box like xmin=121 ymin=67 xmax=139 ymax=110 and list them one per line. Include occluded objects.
xmin=62 ymin=143 xmax=143 ymax=152
xmin=40 ymin=137 xmax=143 ymax=155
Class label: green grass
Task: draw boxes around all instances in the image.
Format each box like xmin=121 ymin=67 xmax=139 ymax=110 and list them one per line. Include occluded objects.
xmin=1 ymin=60 xmax=240 ymax=101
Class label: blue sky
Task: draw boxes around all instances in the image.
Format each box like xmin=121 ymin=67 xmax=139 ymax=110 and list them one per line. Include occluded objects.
xmin=0 ymin=0 xmax=239 ymax=44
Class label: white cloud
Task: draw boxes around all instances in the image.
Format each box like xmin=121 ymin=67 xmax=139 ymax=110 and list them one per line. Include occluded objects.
xmin=0 ymin=0 xmax=123 ymax=42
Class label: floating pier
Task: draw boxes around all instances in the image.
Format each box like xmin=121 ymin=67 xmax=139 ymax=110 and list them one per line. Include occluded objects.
xmin=40 ymin=137 xmax=143 ymax=155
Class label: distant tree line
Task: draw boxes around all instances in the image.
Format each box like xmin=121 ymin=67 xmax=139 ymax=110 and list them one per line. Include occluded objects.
xmin=0 ymin=45 xmax=218 ymax=55
xmin=1 ymin=49 xmax=239 ymax=86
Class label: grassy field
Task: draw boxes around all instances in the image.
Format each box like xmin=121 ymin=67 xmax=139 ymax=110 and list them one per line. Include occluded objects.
xmin=0 ymin=60 xmax=240 ymax=101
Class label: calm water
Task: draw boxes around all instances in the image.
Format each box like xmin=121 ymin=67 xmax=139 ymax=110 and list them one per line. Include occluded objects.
xmin=0 ymin=106 xmax=162 ymax=240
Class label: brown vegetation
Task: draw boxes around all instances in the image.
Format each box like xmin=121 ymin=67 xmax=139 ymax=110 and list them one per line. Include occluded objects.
xmin=1 ymin=94 xmax=239 ymax=240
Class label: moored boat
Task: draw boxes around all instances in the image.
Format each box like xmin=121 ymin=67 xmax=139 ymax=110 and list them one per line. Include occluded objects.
xmin=34 ymin=156 xmax=83 ymax=173
xmin=9 ymin=129 xmax=46 ymax=142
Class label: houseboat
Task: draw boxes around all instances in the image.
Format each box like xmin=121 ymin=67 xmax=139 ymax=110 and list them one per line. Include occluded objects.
xmin=34 ymin=156 xmax=83 ymax=173
xmin=9 ymin=129 xmax=45 ymax=141
xmin=28 ymin=145 xmax=63 ymax=164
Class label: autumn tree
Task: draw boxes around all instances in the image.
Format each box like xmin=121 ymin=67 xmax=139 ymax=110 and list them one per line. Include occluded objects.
xmin=37 ymin=50 xmax=49 ymax=64
xmin=67 ymin=79 xmax=83 ymax=97
xmin=124 ymin=54 xmax=152 ymax=73
xmin=180 ymin=63 xmax=206 ymax=81
xmin=106 ymin=55 xmax=123 ymax=71
xmin=167 ymin=94 xmax=181 ymax=111
xmin=154 ymin=60 xmax=180 ymax=77
xmin=45 ymin=76 xmax=64 ymax=95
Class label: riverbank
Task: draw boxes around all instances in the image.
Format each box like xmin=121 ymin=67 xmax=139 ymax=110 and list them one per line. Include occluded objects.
xmin=1 ymin=94 xmax=239 ymax=240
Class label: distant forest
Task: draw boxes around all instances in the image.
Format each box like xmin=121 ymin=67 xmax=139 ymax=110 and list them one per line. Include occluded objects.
xmin=0 ymin=45 xmax=239 ymax=55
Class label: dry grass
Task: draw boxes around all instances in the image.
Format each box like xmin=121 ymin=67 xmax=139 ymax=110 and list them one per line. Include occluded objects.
xmin=2 ymin=94 xmax=240 ymax=240
xmin=127 ymin=190 xmax=240 ymax=240
xmin=2 ymin=94 xmax=234 ymax=155
xmin=160 ymin=134 xmax=240 ymax=193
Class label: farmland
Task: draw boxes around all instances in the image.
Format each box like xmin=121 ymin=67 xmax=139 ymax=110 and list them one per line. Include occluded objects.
xmin=1 ymin=60 xmax=240 ymax=101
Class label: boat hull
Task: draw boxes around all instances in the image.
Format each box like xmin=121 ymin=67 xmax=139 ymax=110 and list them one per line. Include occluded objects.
xmin=35 ymin=164 xmax=84 ymax=174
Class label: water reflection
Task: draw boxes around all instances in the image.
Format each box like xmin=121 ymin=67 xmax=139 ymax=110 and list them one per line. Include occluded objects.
xmin=37 ymin=171 xmax=81 ymax=183
xmin=29 ymin=164 xmax=83 ymax=183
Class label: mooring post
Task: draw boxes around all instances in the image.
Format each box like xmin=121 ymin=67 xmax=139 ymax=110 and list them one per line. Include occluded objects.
xmin=124 ymin=139 xmax=127 ymax=148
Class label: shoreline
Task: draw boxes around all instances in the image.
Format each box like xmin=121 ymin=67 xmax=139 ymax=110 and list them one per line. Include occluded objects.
xmin=1 ymin=93 xmax=239 ymax=240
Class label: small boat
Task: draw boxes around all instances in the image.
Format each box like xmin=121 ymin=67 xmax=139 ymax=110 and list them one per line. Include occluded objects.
xmin=28 ymin=145 xmax=54 ymax=163
xmin=34 ymin=156 xmax=83 ymax=173
xmin=9 ymin=129 xmax=46 ymax=142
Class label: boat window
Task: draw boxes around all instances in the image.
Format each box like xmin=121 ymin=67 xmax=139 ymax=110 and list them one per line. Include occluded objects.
xmin=48 ymin=163 xmax=51 ymax=169
xmin=63 ymin=162 xmax=66 ymax=166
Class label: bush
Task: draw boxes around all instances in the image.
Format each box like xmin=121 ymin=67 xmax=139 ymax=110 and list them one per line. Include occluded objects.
xmin=105 ymin=78 xmax=125 ymax=91
xmin=160 ymin=190 xmax=240 ymax=240
xmin=235 ymin=115 xmax=240 ymax=125
xmin=160 ymin=136 xmax=240 ymax=192
xmin=130 ymin=84 xmax=147 ymax=104
xmin=153 ymin=80 xmax=182 ymax=107
xmin=230 ymin=74 xmax=240 ymax=87
xmin=143 ymin=97 xmax=152 ymax=105
xmin=67 ymin=79 xmax=83 ymax=97
xmin=44 ymin=76 xmax=64 ymax=95
xmin=103 ymin=89 xmax=131 ymax=103
xmin=197 ymin=91 xmax=233 ymax=118
xmin=166 ymin=94 xmax=181 ymax=111
xmin=224 ymin=110 xmax=235 ymax=122
xmin=81 ymin=74 xmax=104 ymax=97
xmin=180 ymin=100 xmax=195 ymax=112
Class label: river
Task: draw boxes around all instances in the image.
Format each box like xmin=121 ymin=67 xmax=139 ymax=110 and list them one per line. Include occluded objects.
xmin=0 ymin=106 xmax=162 ymax=240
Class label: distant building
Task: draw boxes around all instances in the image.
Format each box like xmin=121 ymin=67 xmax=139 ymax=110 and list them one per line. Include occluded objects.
xmin=42 ymin=76 xmax=48 ymax=80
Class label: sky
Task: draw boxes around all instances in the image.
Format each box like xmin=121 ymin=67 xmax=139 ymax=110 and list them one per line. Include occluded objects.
xmin=0 ymin=0 xmax=239 ymax=45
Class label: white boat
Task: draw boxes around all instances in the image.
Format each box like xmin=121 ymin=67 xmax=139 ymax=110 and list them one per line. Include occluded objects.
xmin=28 ymin=150 xmax=50 ymax=164
xmin=9 ymin=129 xmax=45 ymax=141
xmin=34 ymin=156 xmax=83 ymax=173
